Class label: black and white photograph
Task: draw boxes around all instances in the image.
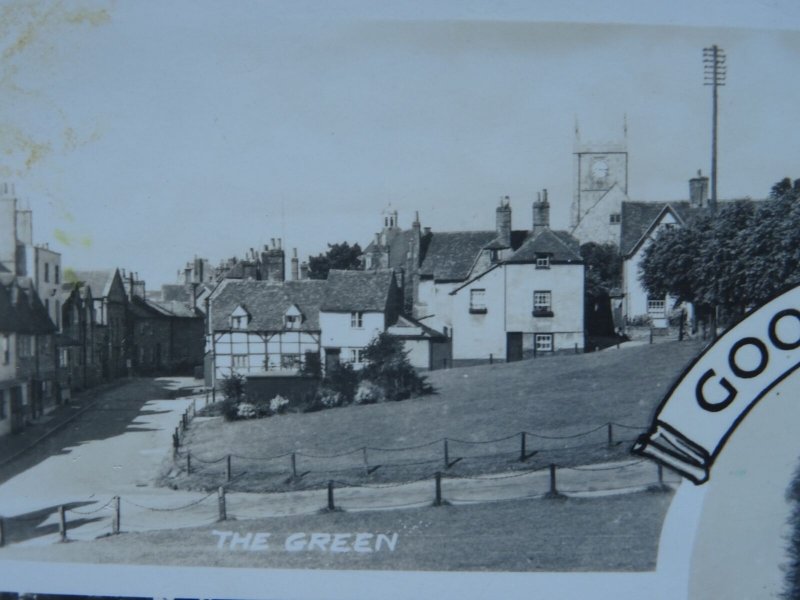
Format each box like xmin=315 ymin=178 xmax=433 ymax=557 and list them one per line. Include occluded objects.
xmin=0 ymin=1 xmax=799 ymax=599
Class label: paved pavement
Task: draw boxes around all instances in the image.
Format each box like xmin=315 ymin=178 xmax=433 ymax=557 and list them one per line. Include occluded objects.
xmin=0 ymin=377 xmax=679 ymax=548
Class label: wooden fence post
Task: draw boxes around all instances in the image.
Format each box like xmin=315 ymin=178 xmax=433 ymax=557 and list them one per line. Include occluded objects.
xmin=58 ymin=506 xmax=67 ymax=542
xmin=607 ymin=423 xmax=613 ymax=447
xmin=434 ymin=472 xmax=442 ymax=506
xmin=112 ymin=496 xmax=120 ymax=535
xmin=362 ymin=447 xmax=369 ymax=477
xmin=574 ymin=343 xmax=578 ymax=354
xmin=519 ymin=432 xmax=527 ymax=461
xmin=218 ymin=486 xmax=227 ymax=521
xmin=327 ymin=480 xmax=335 ymax=511
xmin=291 ymin=453 xmax=297 ymax=479
xmin=443 ymin=439 xmax=449 ymax=469
xmin=186 ymin=452 xmax=192 ymax=474
xmin=658 ymin=464 xmax=664 ymax=486
xmin=226 ymin=455 xmax=232 ymax=482
xmin=548 ymin=464 xmax=558 ymax=496
xmin=649 ymin=328 xmax=654 ymax=344
xmin=489 ymin=353 xmax=493 ymax=365
xmin=0 ymin=517 xmax=5 ymax=547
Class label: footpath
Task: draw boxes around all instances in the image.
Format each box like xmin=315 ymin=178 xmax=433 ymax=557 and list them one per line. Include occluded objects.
xmin=0 ymin=380 xmax=132 ymax=472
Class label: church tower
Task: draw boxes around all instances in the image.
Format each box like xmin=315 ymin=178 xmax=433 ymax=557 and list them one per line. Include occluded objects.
xmin=570 ymin=120 xmax=630 ymax=246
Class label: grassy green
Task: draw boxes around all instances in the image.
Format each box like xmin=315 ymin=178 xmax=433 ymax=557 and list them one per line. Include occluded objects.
xmin=1 ymin=490 xmax=674 ymax=572
xmin=171 ymin=341 xmax=703 ymax=492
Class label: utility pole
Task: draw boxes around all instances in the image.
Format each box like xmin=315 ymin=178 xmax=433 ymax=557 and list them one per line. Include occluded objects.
xmin=703 ymin=45 xmax=726 ymax=214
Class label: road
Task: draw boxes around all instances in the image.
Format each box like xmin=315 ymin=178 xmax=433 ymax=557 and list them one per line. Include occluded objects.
xmin=0 ymin=377 xmax=200 ymax=544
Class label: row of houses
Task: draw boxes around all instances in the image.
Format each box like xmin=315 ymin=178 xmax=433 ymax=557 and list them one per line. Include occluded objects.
xmin=205 ymin=133 xmax=738 ymax=386
xmin=205 ymin=188 xmax=586 ymax=390
xmin=0 ymin=186 xmax=206 ymax=438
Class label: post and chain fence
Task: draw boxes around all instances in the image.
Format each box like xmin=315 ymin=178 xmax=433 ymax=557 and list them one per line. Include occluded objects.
xmin=0 ymin=457 xmax=675 ymax=546
xmin=172 ymin=414 xmax=651 ymax=492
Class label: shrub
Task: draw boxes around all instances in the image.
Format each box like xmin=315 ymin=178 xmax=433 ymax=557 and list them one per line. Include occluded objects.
xmin=220 ymin=372 xmax=246 ymax=402
xmin=300 ymin=351 xmax=322 ymax=379
xmin=360 ymin=332 xmax=433 ymax=401
xmin=236 ymin=402 xmax=257 ymax=419
xmin=354 ymin=380 xmax=386 ymax=405
xmin=324 ymin=362 xmax=358 ymax=403
xmin=269 ymin=395 xmax=290 ymax=414
xmin=221 ymin=399 xmax=240 ymax=421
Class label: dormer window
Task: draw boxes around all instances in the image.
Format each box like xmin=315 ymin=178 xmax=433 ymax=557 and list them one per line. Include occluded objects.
xmin=535 ymin=254 xmax=550 ymax=269
xmin=489 ymin=249 xmax=499 ymax=263
xmin=230 ymin=305 xmax=250 ymax=330
xmin=285 ymin=304 xmax=303 ymax=329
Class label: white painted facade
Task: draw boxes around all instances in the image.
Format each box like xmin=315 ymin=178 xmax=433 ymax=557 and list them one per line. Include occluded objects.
xmin=450 ymin=261 xmax=585 ymax=361
xmin=416 ymin=279 xmax=458 ymax=334
xmin=213 ymin=329 xmax=320 ymax=381
xmin=319 ymin=311 xmax=385 ymax=369
xmin=622 ymin=210 xmax=681 ymax=327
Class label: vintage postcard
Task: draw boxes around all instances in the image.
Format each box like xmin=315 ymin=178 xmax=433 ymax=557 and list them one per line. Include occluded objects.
xmin=0 ymin=1 xmax=798 ymax=599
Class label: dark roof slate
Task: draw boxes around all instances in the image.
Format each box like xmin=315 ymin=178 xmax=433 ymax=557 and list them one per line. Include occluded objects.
xmin=0 ymin=278 xmax=56 ymax=334
xmin=506 ymin=229 xmax=583 ymax=263
xmin=211 ymin=279 xmax=328 ymax=331
xmin=321 ymin=269 xmax=396 ymax=312
xmin=419 ymin=231 xmax=497 ymax=281
xmin=72 ymin=269 xmax=116 ymax=298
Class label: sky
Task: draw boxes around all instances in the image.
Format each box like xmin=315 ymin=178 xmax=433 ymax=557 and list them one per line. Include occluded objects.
xmin=2 ymin=0 xmax=800 ymax=288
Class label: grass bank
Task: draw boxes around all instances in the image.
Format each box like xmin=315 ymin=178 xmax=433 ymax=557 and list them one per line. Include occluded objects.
xmin=1 ymin=490 xmax=674 ymax=572
xmin=169 ymin=341 xmax=703 ymax=492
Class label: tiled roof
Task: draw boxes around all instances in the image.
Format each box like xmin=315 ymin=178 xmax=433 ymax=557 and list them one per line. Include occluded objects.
xmin=321 ymin=269 xmax=396 ymax=312
xmin=419 ymin=231 xmax=497 ymax=281
xmin=506 ymin=229 xmax=583 ymax=264
xmin=0 ymin=277 xmax=56 ymax=334
xmin=619 ymin=201 xmax=696 ymax=256
xmin=72 ymin=269 xmax=116 ymax=298
xmin=161 ymin=284 xmax=191 ymax=302
xmin=363 ymin=229 xmax=421 ymax=270
xmin=211 ymin=279 xmax=328 ymax=331
xmin=386 ymin=314 xmax=447 ymax=339
xmin=152 ymin=300 xmax=201 ymax=318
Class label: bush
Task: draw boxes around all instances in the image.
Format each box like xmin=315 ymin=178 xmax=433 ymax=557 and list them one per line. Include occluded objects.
xmin=269 ymin=395 xmax=290 ymax=414
xmin=219 ymin=373 xmax=249 ymax=421
xmin=222 ymin=399 xmax=240 ymax=421
xmin=324 ymin=362 xmax=358 ymax=403
xmin=354 ymin=380 xmax=386 ymax=405
xmin=360 ymin=332 xmax=433 ymax=401
xmin=221 ymin=372 xmax=246 ymax=402
xmin=236 ymin=402 xmax=257 ymax=419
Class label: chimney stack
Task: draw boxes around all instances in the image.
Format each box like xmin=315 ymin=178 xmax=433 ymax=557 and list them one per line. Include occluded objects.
xmin=260 ymin=241 xmax=286 ymax=282
xmin=533 ymin=188 xmax=550 ymax=235
xmin=690 ymin=169 xmax=710 ymax=208
xmin=495 ymin=196 xmax=512 ymax=248
xmin=300 ymin=261 xmax=309 ymax=279
xmin=291 ymin=248 xmax=299 ymax=281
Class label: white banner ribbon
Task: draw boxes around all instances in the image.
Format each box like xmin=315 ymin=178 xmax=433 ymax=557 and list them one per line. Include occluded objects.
xmin=633 ymin=284 xmax=800 ymax=484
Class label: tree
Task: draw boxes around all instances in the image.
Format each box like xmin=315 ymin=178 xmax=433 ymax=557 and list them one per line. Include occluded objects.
xmin=580 ymin=242 xmax=622 ymax=338
xmin=360 ymin=332 xmax=433 ymax=401
xmin=307 ymin=242 xmax=363 ymax=280
xmin=640 ymin=179 xmax=800 ymax=330
xmin=580 ymin=242 xmax=622 ymax=297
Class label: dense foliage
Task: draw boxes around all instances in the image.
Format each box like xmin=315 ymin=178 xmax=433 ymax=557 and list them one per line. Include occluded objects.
xmin=359 ymin=332 xmax=433 ymax=401
xmin=307 ymin=242 xmax=363 ymax=279
xmin=640 ymin=178 xmax=800 ymax=325
xmin=580 ymin=242 xmax=622 ymax=297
